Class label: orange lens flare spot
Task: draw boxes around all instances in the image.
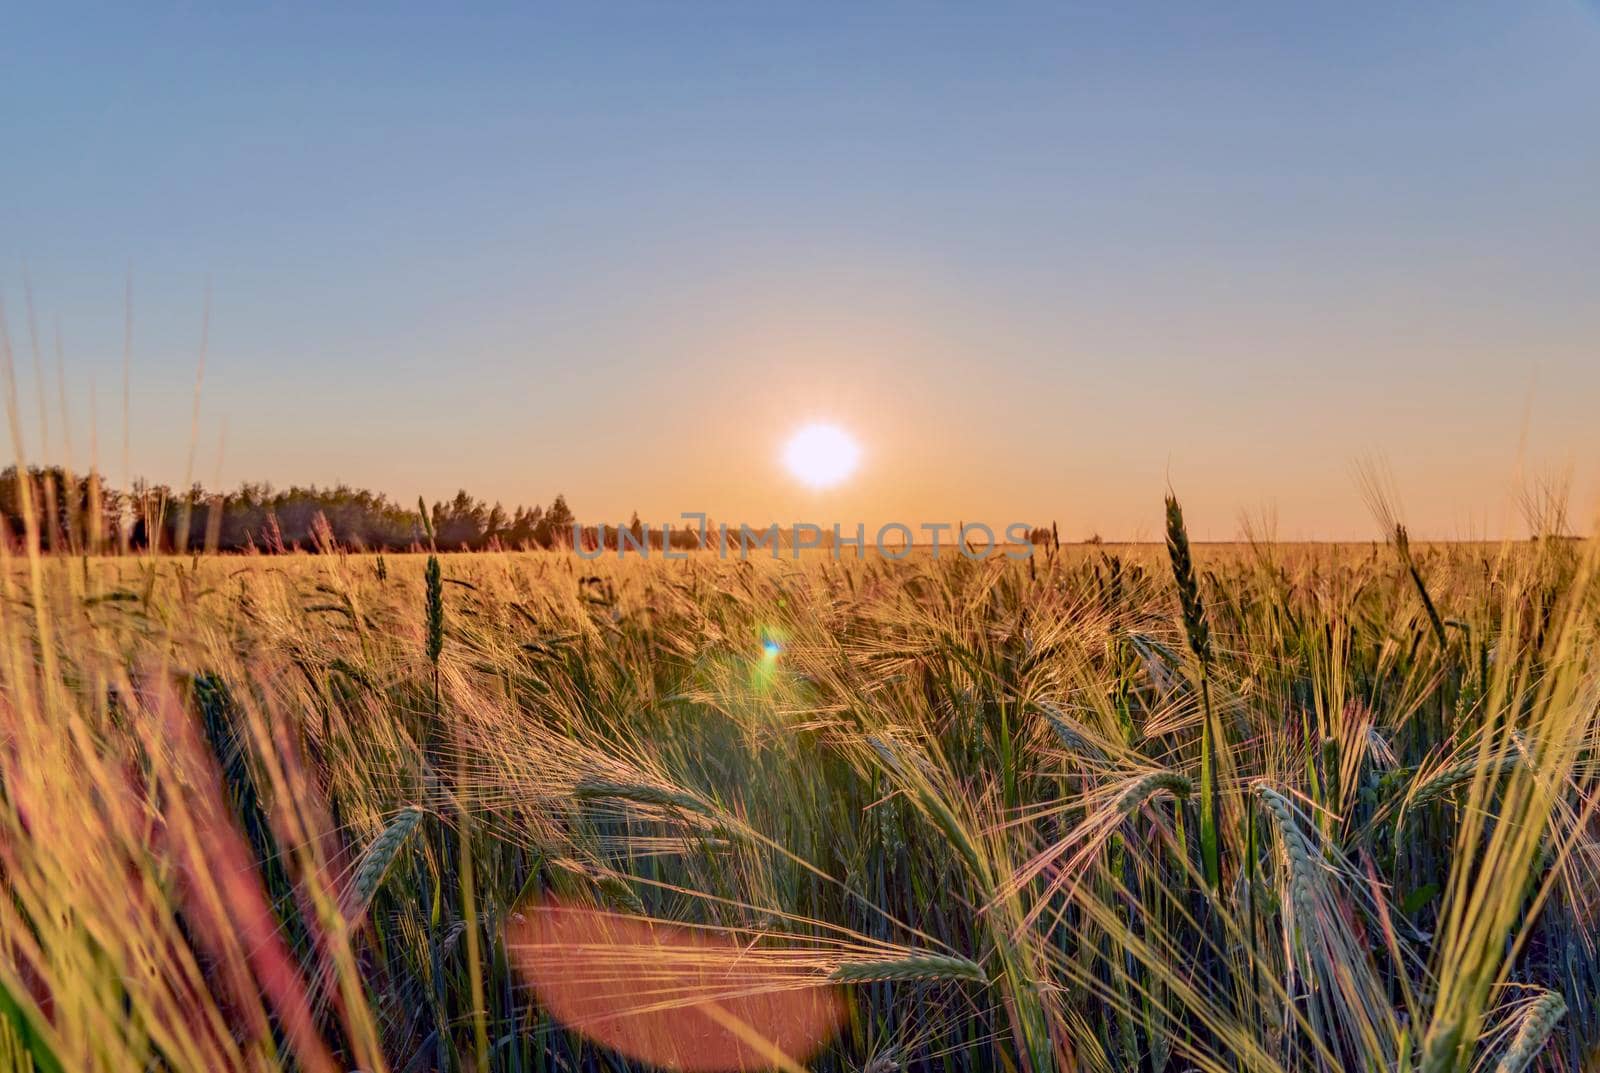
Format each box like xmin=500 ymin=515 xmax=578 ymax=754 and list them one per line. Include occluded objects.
xmin=508 ymin=900 xmax=845 ymax=1072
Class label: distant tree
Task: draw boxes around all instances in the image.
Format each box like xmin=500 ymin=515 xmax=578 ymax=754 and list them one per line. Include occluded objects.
xmin=541 ymin=494 xmax=575 ymax=548
xmin=0 ymin=466 xmax=127 ymax=552
xmin=434 ymin=489 xmax=487 ymax=549
xmin=484 ymin=502 xmax=508 ymax=549
xmin=508 ymin=505 xmax=543 ymax=548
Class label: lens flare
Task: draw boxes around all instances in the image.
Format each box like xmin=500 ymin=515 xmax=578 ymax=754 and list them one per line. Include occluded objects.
xmin=507 ymin=900 xmax=845 ymax=1072
xmin=751 ymin=629 xmax=784 ymax=691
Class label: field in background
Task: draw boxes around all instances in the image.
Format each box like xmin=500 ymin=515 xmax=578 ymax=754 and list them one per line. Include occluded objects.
xmin=2 ymin=525 xmax=1599 ymax=1073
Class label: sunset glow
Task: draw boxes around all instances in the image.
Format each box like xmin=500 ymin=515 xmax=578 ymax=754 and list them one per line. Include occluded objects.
xmin=782 ymin=424 xmax=860 ymax=490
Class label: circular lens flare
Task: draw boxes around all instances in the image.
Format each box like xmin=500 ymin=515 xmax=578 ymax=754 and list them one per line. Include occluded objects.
xmin=782 ymin=424 xmax=860 ymax=489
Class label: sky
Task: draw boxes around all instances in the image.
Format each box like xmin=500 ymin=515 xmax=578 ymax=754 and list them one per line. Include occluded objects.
xmin=3 ymin=2 xmax=1598 ymax=540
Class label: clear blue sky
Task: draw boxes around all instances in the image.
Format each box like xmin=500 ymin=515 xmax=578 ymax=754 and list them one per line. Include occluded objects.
xmin=4 ymin=2 xmax=1597 ymax=539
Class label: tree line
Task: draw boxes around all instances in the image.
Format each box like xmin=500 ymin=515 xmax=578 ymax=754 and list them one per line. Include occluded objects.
xmin=0 ymin=465 xmax=1068 ymax=556
xmin=0 ymin=466 xmax=587 ymax=553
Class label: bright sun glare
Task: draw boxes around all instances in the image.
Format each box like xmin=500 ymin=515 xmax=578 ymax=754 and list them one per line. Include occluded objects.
xmin=782 ymin=424 xmax=860 ymax=489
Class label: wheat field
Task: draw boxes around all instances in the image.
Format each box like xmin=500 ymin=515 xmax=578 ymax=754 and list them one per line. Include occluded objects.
xmin=2 ymin=508 xmax=1598 ymax=1073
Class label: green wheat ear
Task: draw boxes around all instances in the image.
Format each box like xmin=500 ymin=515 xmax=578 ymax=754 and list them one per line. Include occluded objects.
xmin=1113 ymin=770 xmax=1193 ymax=816
xmin=1166 ymin=493 xmax=1220 ymax=891
xmin=1164 ymin=495 xmax=1212 ymax=667
xmin=1409 ymin=756 xmax=1521 ymax=810
xmin=347 ymin=807 xmax=425 ymax=918
xmin=417 ymin=496 xmax=435 ymax=543
xmin=829 ymin=953 xmax=986 ymax=985
xmin=572 ymin=777 xmax=713 ymax=816
xmin=1394 ymin=523 xmax=1447 ymax=646
xmin=425 ymin=555 xmax=443 ymax=665
xmin=1494 ymin=991 xmax=1565 ymax=1073
xmin=1040 ymin=702 xmax=1108 ymax=762
xmin=1254 ymin=785 xmax=1320 ymax=929
xmin=593 ymin=873 xmax=646 ymax=916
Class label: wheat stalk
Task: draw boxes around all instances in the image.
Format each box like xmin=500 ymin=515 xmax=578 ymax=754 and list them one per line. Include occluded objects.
xmin=1113 ymin=770 xmax=1193 ymax=815
xmin=1410 ymin=756 xmax=1521 ymax=809
xmin=593 ymin=874 xmax=647 ymax=916
xmin=1394 ymin=524 xmax=1448 ymax=647
xmin=1165 ymin=497 xmax=1212 ymax=668
xmin=1167 ymin=494 xmax=1221 ymax=890
xmin=345 ymin=807 xmax=424 ymax=918
xmin=1494 ymin=991 xmax=1565 ymax=1073
xmin=425 ymin=555 xmax=444 ymax=666
xmin=1040 ymin=703 xmax=1108 ymax=762
xmin=572 ymin=777 xmax=713 ymax=816
xmin=1254 ymin=785 xmax=1318 ymax=929
xmin=829 ymin=954 xmax=986 ymax=985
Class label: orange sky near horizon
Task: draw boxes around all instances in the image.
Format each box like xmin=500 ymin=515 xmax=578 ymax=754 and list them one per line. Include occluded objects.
xmin=3 ymin=4 xmax=1597 ymax=542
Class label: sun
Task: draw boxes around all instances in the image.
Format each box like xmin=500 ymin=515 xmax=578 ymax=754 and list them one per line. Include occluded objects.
xmin=782 ymin=423 xmax=860 ymax=489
